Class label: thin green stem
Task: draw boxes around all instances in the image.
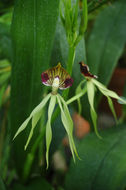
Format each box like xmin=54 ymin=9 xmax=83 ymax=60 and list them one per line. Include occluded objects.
xmin=63 ymin=45 xmax=75 ymax=100
xmin=67 ymin=46 xmax=75 ymax=75
xmin=83 ymin=0 xmax=88 ymax=33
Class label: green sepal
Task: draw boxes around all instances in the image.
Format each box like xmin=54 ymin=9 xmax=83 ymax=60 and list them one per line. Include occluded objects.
xmin=57 ymin=94 xmax=80 ymax=161
xmin=46 ymin=94 xmax=56 ymax=169
xmin=75 ymin=80 xmax=86 ymax=114
xmin=24 ymin=110 xmax=43 ymax=150
xmin=107 ymin=96 xmax=118 ymax=124
xmin=87 ymin=80 xmax=102 ymax=139
xmin=66 ymin=80 xmax=87 ymax=106
xmin=92 ymin=79 xmax=126 ymax=104
xmin=13 ymin=93 xmax=51 ymax=140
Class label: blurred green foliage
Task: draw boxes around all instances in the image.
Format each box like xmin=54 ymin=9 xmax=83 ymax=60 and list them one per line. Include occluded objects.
xmin=0 ymin=0 xmax=126 ymax=189
xmin=65 ymin=125 xmax=126 ymax=190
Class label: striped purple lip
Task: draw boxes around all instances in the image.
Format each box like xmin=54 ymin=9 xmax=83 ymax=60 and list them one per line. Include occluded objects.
xmin=41 ymin=63 xmax=73 ymax=89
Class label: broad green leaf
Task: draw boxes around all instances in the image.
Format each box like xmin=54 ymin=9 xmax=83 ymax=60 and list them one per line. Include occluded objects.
xmin=10 ymin=0 xmax=59 ymax=175
xmin=0 ymin=84 xmax=6 ymax=107
xmin=0 ymin=72 xmax=10 ymax=85
xmin=0 ymin=176 xmax=6 ymax=190
xmin=87 ymin=0 xmax=126 ymax=86
xmin=65 ymin=125 xmax=126 ymax=190
xmin=46 ymin=95 xmax=56 ymax=169
xmin=12 ymin=177 xmax=53 ymax=190
xmin=0 ymin=23 xmax=12 ymax=61
xmin=0 ymin=59 xmax=10 ymax=68
xmin=87 ymin=80 xmax=102 ymax=138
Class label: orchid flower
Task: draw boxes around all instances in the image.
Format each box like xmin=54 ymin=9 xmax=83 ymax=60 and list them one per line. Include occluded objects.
xmin=67 ymin=62 xmax=126 ymax=138
xmin=13 ymin=63 xmax=79 ymax=168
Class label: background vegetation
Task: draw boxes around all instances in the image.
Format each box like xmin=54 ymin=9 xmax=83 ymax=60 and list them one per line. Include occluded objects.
xmin=0 ymin=0 xmax=126 ymax=189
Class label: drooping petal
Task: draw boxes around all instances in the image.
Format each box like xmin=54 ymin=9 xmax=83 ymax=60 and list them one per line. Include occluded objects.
xmin=87 ymin=80 xmax=102 ymax=139
xmin=57 ymin=94 xmax=80 ymax=161
xmin=46 ymin=95 xmax=56 ymax=169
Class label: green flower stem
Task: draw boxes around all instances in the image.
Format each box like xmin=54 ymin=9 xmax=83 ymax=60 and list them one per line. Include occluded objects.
xmin=81 ymin=0 xmax=88 ymax=34
xmin=67 ymin=46 xmax=76 ymax=75
xmin=51 ymin=46 xmax=76 ymax=121
xmin=63 ymin=45 xmax=75 ymax=100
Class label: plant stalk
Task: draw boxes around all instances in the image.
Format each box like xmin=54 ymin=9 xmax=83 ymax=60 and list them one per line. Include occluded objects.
xmin=63 ymin=45 xmax=75 ymax=100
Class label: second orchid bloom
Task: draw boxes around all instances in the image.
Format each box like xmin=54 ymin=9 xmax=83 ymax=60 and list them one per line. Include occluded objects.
xmin=67 ymin=62 xmax=126 ymax=138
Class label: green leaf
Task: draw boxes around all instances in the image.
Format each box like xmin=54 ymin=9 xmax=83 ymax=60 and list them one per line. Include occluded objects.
xmin=0 ymin=84 xmax=7 ymax=107
xmin=46 ymin=95 xmax=56 ymax=169
xmin=10 ymin=0 xmax=59 ymax=175
xmin=12 ymin=177 xmax=53 ymax=190
xmin=87 ymin=80 xmax=102 ymax=139
xmin=87 ymin=0 xmax=126 ymax=85
xmin=0 ymin=176 xmax=6 ymax=190
xmin=0 ymin=72 xmax=10 ymax=85
xmin=65 ymin=125 xmax=126 ymax=190
xmin=0 ymin=59 xmax=10 ymax=68
xmin=0 ymin=22 xmax=12 ymax=61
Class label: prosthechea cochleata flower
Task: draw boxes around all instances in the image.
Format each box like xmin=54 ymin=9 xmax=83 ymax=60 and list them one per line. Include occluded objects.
xmin=13 ymin=63 xmax=79 ymax=168
xmin=67 ymin=61 xmax=126 ymax=138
